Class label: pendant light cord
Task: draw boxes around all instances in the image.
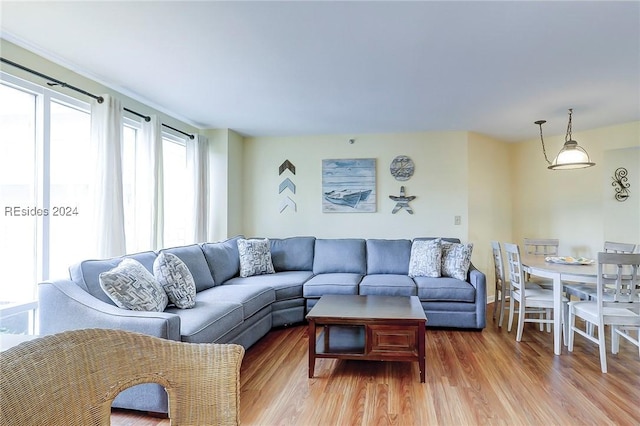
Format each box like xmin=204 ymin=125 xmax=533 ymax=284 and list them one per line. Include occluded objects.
xmin=565 ymin=108 xmax=573 ymax=142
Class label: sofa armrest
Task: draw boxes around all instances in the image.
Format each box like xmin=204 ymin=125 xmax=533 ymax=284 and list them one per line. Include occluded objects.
xmin=38 ymin=280 xmax=181 ymax=341
xmin=468 ymin=263 xmax=487 ymax=328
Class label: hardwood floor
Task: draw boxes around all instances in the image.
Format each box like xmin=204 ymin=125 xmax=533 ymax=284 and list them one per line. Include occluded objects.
xmin=111 ymin=305 xmax=640 ymax=425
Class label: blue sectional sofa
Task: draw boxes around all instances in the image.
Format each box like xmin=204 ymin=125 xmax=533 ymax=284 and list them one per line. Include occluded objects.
xmin=38 ymin=236 xmax=486 ymax=413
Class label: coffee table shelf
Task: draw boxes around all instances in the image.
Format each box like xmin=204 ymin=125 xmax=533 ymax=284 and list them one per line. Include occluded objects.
xmin=316 ymin=325 xmax=365 ymax=355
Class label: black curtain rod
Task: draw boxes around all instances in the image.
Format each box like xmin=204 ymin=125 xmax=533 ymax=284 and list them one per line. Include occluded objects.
xmin=1 ymin=57 xmax=195 ymax=140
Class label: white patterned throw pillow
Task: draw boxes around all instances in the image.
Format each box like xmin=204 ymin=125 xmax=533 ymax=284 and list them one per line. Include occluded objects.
xmin=153 ymin=252 xmax=197 ymax=309
xmin=237 ymin=238 xmax=275 ymax=278
xmin=408 ymin=239 xmax=442 ymax=278
xmin=99 ymin=258 xmax=168 ymax=312
xmin=441 ymin=241 xmax=474 ymax=280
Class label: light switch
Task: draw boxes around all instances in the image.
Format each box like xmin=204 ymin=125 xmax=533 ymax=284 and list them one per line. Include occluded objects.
xmin=454 ymin=216 xmax=461 ymax=225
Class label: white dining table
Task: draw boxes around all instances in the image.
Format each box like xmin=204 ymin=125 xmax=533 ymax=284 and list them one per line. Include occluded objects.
xmin=521 ymin=254 xmax=597 ymax=355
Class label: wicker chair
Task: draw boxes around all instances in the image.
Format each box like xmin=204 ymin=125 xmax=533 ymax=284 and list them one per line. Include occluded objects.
xmin=0 ymin=328 xmax=244 ymax=425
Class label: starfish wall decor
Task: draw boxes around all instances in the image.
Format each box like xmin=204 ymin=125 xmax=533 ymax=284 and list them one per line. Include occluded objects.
xmin=389 ymin=186 xmax=416 ymax=214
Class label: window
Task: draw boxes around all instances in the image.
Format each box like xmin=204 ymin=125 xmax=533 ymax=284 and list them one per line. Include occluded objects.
xmin=121 ymin=124 xmax=189 ymax=252
xmin=1 ymin=72 xmax=195 ymax=311
xmin=48 ymin=100 xmax=92 ymax=279
xmin=0 ymin=79 xmax=38 ymax=303
xmin=162 ymin=134 xmax=188 ymax=248
xmin=121 ymin=121 xmax=141 ymax=253
xmin=0 ymin=73 xmax=91 ymax=304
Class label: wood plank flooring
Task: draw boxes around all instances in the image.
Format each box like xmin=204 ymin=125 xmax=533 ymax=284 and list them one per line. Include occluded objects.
xmin=111 ymin=305 xmax=640 ymax=425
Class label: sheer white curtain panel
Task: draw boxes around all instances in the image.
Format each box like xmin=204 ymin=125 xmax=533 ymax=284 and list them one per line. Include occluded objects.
xmin=187 ymin=134 xmax=209 ymax=243
xmin=90 ymin=94 xmax=126 ymax=257
xmin=135 ymin=115 xmax=164 ymax=251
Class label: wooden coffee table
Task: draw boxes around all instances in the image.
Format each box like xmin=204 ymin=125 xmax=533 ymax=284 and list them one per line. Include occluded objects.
xmin=306 ymin=295 xmax=427 ymax=382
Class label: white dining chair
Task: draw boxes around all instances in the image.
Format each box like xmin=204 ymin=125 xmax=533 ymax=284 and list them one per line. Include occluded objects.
xmin=492 ymin=241 xmax=543 ymax=328
xmin=585 ymin=242 xmax=638 ymax=301
xmin=504 ymin=243 xmax=567 ymax=341
xmin=523 ymin=238 xmax=560 ymax=256
xmin=565 ymin=241 xmax=638 ymax=337
xmin=523 ymin=238 xmax=559 ymax=291
xmin=568 ymin=252 xmax=640 ymax=373
xmin=491 ymin=241 xmax=510 ymax=327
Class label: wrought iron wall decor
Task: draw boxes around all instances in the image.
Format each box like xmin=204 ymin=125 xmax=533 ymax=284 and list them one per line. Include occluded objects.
xmin=612 ymin=167 xmax=630 ymax=202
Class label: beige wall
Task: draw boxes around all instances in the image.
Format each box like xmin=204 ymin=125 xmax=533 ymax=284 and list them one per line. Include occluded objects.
xmin=468 ymin=132 xmax=512 ymax=297
xmin=241 ymin=130 xmax=514 ymax=302
xmin=204 ymin=128 xmax=245 ymax=242
xmin=511 ymin=121 xmax=640 ymax=258
xmin=242 ymin=131 xmax=472 ymax=240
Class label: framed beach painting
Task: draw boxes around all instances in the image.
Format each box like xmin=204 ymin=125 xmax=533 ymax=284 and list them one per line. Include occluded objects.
xmin=322 ymin=158 xmax=376 ymax=213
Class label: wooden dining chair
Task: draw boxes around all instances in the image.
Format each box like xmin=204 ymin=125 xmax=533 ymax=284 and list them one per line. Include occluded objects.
xmin=523 ymin=238 xmax=560 ymax=256
xmin=587 ymin=242 xmax=638 ymax=298
xmin=491 ymin=241 xmax=510 ymax=327
xmin=565 ymin=241 xmax=637 ymax=301
xmin=504 ymin=243 xmax=567 ymax=341
xmin=492 ymin=241 xmax=544 ymax=328
xmin=523 ymin=238 xmax=559 ymax=290
xmin=568 ymin=252 xmax=640 ymax=373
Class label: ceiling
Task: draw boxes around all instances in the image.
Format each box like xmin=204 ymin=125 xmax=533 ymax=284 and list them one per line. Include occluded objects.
xmin=1 ymin=1 xmax=639 ymax=141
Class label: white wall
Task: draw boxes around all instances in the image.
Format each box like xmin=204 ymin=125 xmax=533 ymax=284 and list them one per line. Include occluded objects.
xmin=242 ymin=131 xmax=471 ymax=240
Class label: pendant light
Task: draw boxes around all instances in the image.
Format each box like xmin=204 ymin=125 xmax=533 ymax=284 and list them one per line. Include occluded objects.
xmin=535 ymin=108 xmax=595 ymax=170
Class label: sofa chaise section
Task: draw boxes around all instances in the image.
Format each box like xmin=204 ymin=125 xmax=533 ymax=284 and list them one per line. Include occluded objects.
xmin=222 ymin=236 xmax=315 ymax=327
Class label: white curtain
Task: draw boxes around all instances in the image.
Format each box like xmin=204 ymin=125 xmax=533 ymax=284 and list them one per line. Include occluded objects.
xmin=187 ymin=134 xmax=209 ymax=243
xmin=90 ymin=94 xmax=126 ymax=257
xmin=135 ymin=115 xmax=164 ymax=251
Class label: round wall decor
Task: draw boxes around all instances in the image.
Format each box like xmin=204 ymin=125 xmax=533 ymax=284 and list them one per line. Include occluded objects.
xmin=390 ymin=155 xmax=414 ymax=181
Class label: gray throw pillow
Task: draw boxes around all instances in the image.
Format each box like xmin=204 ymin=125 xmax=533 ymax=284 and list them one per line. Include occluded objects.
xmin=408 ymin=239 xmax=442 ymax=278
xmin=441 ymin=241 xmax=474 ymax=280
xmin=99 ymin=258 xmax=168 ymax=311
xmin=153 ymin=252 xmax=197 ymax=309
xmin=237 ymin=238 xmax=275 ymax=278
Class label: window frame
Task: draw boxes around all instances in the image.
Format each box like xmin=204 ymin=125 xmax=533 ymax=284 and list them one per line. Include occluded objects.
xmin=1 ymin=72 xmax=90 ymax=296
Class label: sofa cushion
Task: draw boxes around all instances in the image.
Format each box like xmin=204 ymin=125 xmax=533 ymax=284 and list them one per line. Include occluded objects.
xmin=153 ymin=252 xmax=196 ymax=309
xmin=359 ymin=274 xmax=417 ymax=296
xmin=237 ymin=238 xmax=275 ymax=277
xmin=414 ymin=276 xmax=476 ymax=302
xmin=166 ymin=295 xmax=244 ymax=343
xmin=269 ymin=237 xmax=315 ymax=271
xmin=226 ymin=270 xmax=312 ymax=301
xmin=441 ymin=241 xmax=474 ymax=281
xmin=408 ymin=239 xmax=442 ymax=278
xmin=201 ymin=283 xmax=275 ymax=320
xmin=161 ymin=244 xmax=215 ymax=292
xmin=366 ymin=239 xmax=411 ymax=274
xmin=201 ymin=236 xmax=243 ymax=285
xmin=99 ymin=258 xmax=168 ymax=312
xmin=303 ymin=273 xmax=362 ymax=297
xmin=70 ymin=251 xmax=158 ymax=305
xmin=312 ymin=239 xmax=366 ymax=274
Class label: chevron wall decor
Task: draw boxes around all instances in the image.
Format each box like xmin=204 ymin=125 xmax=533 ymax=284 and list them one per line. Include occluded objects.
xmin=278 ymin=160 xmax=297 ymax=213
